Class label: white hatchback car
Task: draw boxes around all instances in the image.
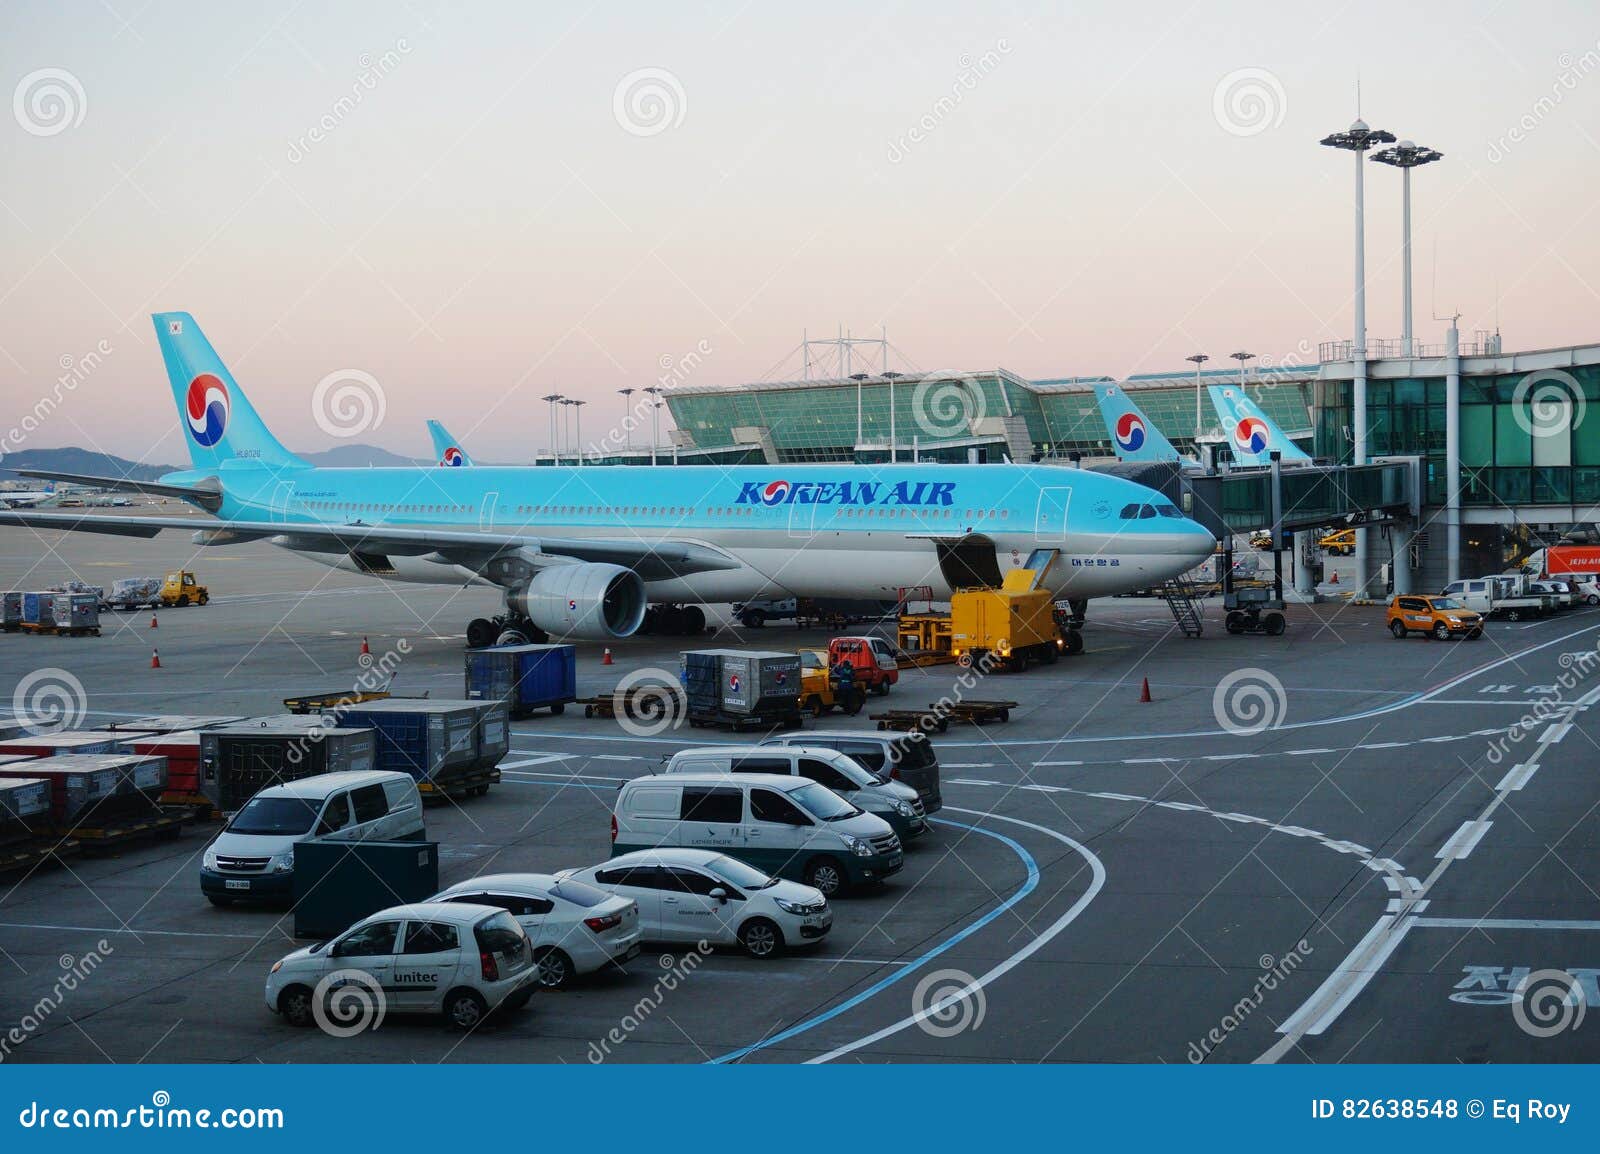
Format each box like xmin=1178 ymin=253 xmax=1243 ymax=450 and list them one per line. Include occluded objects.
xmin=560 ymin=848 xmax=831 ymax=958
xmin=430 ymin=873 xmax=642 ymax=989
xmin=266 ymin=902 xmax=537 ymax=1030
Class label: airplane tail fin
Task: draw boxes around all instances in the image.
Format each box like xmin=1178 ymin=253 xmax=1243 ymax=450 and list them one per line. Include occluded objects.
xmin=1207 ymin=385 xmax=1311 ymax=466
xmin=1094 ymin=384 xmax=1180 ymax=462
xmin=427 ymin=419 xmax=473 ymax=467
xmin=153 ymin=313 xmax=304 ymax=472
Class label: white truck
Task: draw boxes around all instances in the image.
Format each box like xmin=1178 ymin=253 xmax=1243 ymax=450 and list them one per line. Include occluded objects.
xmin=1441 ymin=575 xmax=1555 ymax=621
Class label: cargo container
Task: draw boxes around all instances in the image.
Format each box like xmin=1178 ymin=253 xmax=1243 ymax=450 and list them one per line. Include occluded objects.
xmin=464 ymin=643 xmax=576 ymax=717
xmin=2 ymin=592 xmax=21 ymax=632
xmin=198 ymin=725 xmax=377 ymax=813
xmin=107 ymin=715 xmax=248 ymax=735
xmin=332 ymin=699 xmax=507 ymax=796
xmin=115 ymin=731 xmax=203 ymax=799
xmin=0 ymin=731 xmax=122 ymax=758
xmin=0 ymin=777 xmax=51 ymax=832
xmin=0 ymin=755 xmax=165 ymax=826
xmin=679 ymin=649 xmax=803 ymax=729
xmin=19 ymin=592 xmax=53 ymax=626
xmin=108 ymin=576 xmax=164 ymax=610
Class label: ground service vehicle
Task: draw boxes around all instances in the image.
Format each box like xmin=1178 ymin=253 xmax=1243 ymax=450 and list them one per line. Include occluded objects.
xmin=1386 ymin=595 xmax=1484 ymax=640
xmin=1320 ymin=529 xmax=1355 ymax=555
xmin=160 ymin=570 xmax=208 ymax=606
xmin=431 ymin=873 xmax=640 ymax=988
xmin=826 ymin=636 xmax=900 ymax=695
xmin=1441 ymin=576 xmax=1553 ymax=621
xmin=611 ymin=773 xmax=902 ymax=896
xmin=266 ymin=902 xmax=536 ymax=1029
xmin=797 ymin=649 xmax=864 ymax=717
xmin=563 ymin=848 xmax=831 ymax=958
xmin=949 ymin=549 xmax=1065 ymax=671
xmin=761 ymin=731 xmax=942 ymax=813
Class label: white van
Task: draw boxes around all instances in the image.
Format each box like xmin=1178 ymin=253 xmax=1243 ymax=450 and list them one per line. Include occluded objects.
xmin=202 ymin=771 xmax=423 ymax=906
xmin=663 ymin=745 xmax=927 ymax=842
xmin=612 ymin=772 xmax=902 ymax=897
xmin=760 ymin=731 xmax=943 ymax=813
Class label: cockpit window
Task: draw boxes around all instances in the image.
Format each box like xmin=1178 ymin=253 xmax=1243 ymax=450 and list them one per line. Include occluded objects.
xmin=1119 ymin=503 xmax=1141 ymax=519
xmin=1157 ymin=504 xmax=1183 ymax=518
xmin=1138 ymin=504 xmax=1157 ymax=519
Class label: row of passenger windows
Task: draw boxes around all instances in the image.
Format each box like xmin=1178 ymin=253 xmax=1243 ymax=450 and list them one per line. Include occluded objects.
xmin=1119 ymin=503 xmax=1184 ymax=520
xmin=296 ymin=501 xmax=1013 ymax=522
xmin=302 ymin=500 xmax=470 ymax=515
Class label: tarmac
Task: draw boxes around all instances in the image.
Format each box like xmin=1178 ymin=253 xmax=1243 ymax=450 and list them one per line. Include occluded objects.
xmin=1 ymin=527 xmax=1597 ymax=1063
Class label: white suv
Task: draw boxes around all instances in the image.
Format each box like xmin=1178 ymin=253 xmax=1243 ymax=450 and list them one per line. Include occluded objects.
xmin=266 ymin=902 xmax=537 ymax=1030
xmin=560 ymin=848 xmax=832 ymax=958
xmin=430 ymin=873 xmax=642 ymax=989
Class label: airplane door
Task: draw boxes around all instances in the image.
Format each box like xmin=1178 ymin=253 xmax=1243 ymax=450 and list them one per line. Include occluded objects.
xmin=787 ymin=497 xmax=816 ymax=540
xmin=271 ymin=480 xmax=295 ymax=523
xmin=1034 ymin=488 xmax=1070 ymax=544
xmin=479 ymin=491 xmax=499 ymax=530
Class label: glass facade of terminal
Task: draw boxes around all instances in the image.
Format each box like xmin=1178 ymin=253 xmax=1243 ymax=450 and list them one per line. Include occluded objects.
xmin=1314 ymin=365 xmax=1600 ymax=508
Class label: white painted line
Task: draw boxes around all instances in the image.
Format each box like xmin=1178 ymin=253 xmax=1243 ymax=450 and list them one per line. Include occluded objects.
xmin=1386 ymin=898 xmax=1429 ymax=914
xmin=1032 ymin=760 xmax=1083 ymax=767
xmin=1157 ymin=801 xmax=1206 ymax=812
xmin=948 ymin=778 xmax=1000 ymax=786
xmin=1365 ymin=858 xmax=1405 ymax=875
xmin=498 ymin=754 xmax=573 ymax=769
xmin=1019 ymin=784 xmax=1067 ymax=794
xmin=591 ymin=754 xmax=642 ymax=762
xmin=1359 ymin=741 xmax=1408 ymax=750
xmin=0 ymin=921 xmax=260 ymax=940
xmin=1123 ymin=757 xmax=1175 ymax=764
xmin=1435 ymin=819 xmax=1493 ymax=861
xmin=1410 ymin=917 xmax=1600 ymax=931
xmin=942 ymin=763 xmax=995 ymax=769
xmin=806 ymin=808 xmax=1107 ymax=1064
xmin=1203 ymin=753 xmax=1257 ymax=761
xmin=1264 ymin=914 xmax=1419 ymax=1046
xmin=1540 ymin=722 xmax=1572 ymax=743
xmin=1424 ymin=699 xmax=1546 ymax=706
xmin=1273 ymin=825 xmax=1319 ymax=838
xmin=1284 ymin=748 xmax=1334 ymax=756
xmin=1495 ymin=762 xmax=1539 ymax=792
xmin=1087 ymin=791 xmax=1144 ymax=802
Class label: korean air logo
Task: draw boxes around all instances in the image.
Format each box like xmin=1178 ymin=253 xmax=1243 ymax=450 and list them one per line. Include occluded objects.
xmin=728 ymin=674 xmax=741 ymax=692
xmin=439 ymin=447 xmax=464 ymax=467
xmin=1113 ymin=412 xmax=1147 ymax=454
xmin=185 ymin=373 xmax=230 ymax=448
xmin=1234 ymin=417 xmax=1269 ymax=454
xmin=759 ymin=480 xmax=791 ymax=506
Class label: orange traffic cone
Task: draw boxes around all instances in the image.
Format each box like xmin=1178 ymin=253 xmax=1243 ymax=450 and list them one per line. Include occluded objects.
xmin=360 ymin=636 xmax=371 ymax=657
xmin=1138 ymin=677 xmax=1151 ymax=703
xmin=150 ymin=648 xmax=161 ymax=669
xmin=602 ymin=648 xmax=613 ymax=665
xmin=150 ymin=613 xmax=158 ymax=628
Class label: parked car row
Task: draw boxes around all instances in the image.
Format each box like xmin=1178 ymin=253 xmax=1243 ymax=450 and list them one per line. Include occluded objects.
xmin=260 ymin=731 xmax=943 ymax=1030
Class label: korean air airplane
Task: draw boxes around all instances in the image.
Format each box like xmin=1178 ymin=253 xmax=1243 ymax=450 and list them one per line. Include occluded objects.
xmin=1207 ymin=385 xmax=1312 ymax=467
xmin=1094 ymin=384 xmax=1183 ymax=463
xmin=0 ymin=313 xmax=1214 ymax=645
xmin=427 ymin=420 xmax=473 ymax=468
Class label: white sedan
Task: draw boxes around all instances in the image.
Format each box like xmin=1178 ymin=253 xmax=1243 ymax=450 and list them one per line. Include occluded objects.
xmin=431 ymin=873 xmax=641 ymax=989
xmin=560 ymin=848 xmax=831 ymax=958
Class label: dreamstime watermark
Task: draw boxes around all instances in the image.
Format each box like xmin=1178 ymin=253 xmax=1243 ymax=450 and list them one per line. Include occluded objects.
xmin=285 ymin=637 xmax=410 ymax=765
xmin=0 ymin=942 xmax=113 ymax=1061
xmin=912 ymin=967 xmax=986 ymax=1037
xmin=0 ymin=340 xmax=113 ymax=464
xmin=1510 ymin=368 xmax=1586 ymax=439
xmin=1212 ymin=667 xmax=1288 ymax=736
xmin=311 ymin=969 xmax=387 ymax=1038
xmin=1487 ymin=44 xmax=1600 ymax=163
xmin=613 ymin=67 xmax=686 ymax=137
xmin=286 ymin=40 xmax=413 ymax=163
xmin=13 ymin=68 xmax=86 ymax=137
xmin=1212 ymin=67 xmax=1286 ymax=138
xmin=611 ymin=666 xmax=686 ymax=738
xmin=1512 ymin=969 xmax=1588 ymax=1038
xmin=1484 ymin=642 xmax=1597 ymax=765
xmin=886 ymin=41 xmax=1012 ymax=164
xmin=587 ymin=339 xmax=713 ymax=459
xmin=910 ymin=372 xmax=988 ymax=440
xmin=11 ymin=667 xmax=88 ymax=736
xmin=586 ymin=941 xmax=711 ymax=1062
xmin=312 ymin=369 xmax=387 ymax=439
xmin=1186 ymin=940 xmax=1313 ymax=1062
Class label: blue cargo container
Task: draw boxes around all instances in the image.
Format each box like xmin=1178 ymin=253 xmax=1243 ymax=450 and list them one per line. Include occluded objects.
xmin=20 ymin=592 xmax=53 ymax=626
xmin=464 ymin=643 xmax=576 ymax=718
xmin=331 ymin=700 xmax=505 ymax=798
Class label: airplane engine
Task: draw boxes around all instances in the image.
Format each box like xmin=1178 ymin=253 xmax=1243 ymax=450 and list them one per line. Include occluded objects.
xmin=508 ymin=562 xmax=647 ymax=640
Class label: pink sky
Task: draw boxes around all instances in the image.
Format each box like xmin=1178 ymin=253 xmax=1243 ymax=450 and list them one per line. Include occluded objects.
xmin=3 ymin=1 xmax=1599 ymax=466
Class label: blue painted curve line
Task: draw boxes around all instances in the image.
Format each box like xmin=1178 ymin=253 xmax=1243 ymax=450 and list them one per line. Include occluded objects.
xmin=708 ymin=817 xmax=1038 ymax=1064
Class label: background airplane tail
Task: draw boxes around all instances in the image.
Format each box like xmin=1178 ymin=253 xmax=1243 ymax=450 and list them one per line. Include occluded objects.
xmin=427 ymin=419 xmax=473 ymax=467
xmin=1094 ymin=384 xmax=1180 ymax=462
xmin=1208 ymin=385 xmax=1311 ymax=465
xmin=153 ymin=312 xmax=304 ymax=472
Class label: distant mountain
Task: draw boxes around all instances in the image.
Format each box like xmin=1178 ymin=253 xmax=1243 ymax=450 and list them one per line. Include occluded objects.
xmin=0 ymin=448 xmax=178 ymax=482
xmin=296 ymin=444 xmax=427 ymax=468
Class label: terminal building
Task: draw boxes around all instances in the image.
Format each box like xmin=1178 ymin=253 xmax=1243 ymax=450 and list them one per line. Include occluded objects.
xmin=644 ymin=328 xmax=1600 ymax=591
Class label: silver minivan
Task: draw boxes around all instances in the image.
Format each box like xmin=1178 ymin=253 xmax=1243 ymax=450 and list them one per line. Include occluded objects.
xmin=664 ymin=744 xmax=927 ymax=841
xmin=761 ymin=731 xmax=942 ymax=814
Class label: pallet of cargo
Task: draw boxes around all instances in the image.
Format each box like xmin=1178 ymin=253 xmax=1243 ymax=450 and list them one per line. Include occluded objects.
xmin=51 ymin=804 xmax=197 ymax=853
xmin=579 ymin=687 xmax=688 ymax=721
xmin=281 ymin=688 xmax=396 ymax=714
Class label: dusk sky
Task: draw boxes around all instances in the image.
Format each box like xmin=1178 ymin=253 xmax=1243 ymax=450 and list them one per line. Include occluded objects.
xmin=3 ymin=1 xmax=1599 ymax=466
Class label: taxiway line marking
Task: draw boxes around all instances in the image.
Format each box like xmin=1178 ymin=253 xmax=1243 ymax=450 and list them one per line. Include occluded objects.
xmin=1435 ymin=819 xmax=1493 ymax=861
xmin=1494 ymin=762 xmax=1539 ymax=792
xmin=1409 ymin=917 xmax=1600 ymax=931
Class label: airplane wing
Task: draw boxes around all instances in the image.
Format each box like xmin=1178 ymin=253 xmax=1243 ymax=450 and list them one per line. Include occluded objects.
xmin=0 ymin=510 xmax=740 ymax=582
xmin=14 ymin=469 xmax=224 ymax=511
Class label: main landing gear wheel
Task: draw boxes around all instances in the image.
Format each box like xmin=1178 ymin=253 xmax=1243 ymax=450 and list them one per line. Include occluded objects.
xmin=644 ymin=604 xmax=706 ymax=636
